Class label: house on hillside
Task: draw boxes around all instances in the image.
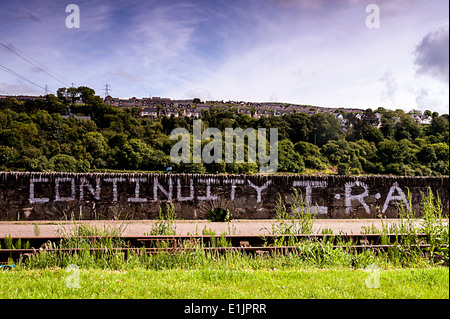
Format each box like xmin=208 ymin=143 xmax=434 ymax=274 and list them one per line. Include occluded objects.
xmin=184 ymin=108 xmax=202 ymax=118
xmin=237 ymin=108 xmax=252 ymax=116
xmin=332 ymin=112 xmax=347 ymax=127
xmin=411 ymin=113 xmax=432 ymax=125
xmin=160 ymin=108 xmax=179 ymax=117
xmin=253 ymin=109 xmax=271 ymax=119
xmin=14 ymin=95 xmax=41 ymax=102
xmin=140 ymin=107 xmax=159 ymax=118
xmin=196 ymin=103 xmax=210 ymax=112
xmin=274 ymin=109 xmax=293 ymax=116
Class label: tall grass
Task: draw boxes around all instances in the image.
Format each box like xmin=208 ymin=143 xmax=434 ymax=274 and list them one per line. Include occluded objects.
xmin=147 ymin=202 xmax=177 ymax=235
xmin=362 ymin=187 xmax=448 ymax=266
xmin=270 ymin=189 xmax=315 ymax=235
xmin=13 ymin=187 xmax=449 ymax=271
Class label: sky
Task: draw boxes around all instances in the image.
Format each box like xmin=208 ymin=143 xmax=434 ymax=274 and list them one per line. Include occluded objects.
xmin=0 ymin=0 xmax=448 ymax=114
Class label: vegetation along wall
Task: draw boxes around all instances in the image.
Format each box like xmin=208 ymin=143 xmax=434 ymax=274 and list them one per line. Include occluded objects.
xmin=0 ymin=172 xmax=448 ymax=220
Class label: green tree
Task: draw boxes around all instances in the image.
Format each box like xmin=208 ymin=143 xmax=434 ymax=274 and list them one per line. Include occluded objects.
xmin=49 ymin=154 xmax=78 ymax=172
xmin=310 ymin=113 xmax=343 ymax=146
xmin=277 ymin=139 xmax=304 ymax=173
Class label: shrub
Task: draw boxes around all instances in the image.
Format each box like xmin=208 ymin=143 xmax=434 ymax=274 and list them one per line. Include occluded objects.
xmin=206 ymin=208 xmax=231 ymax=222
xmin=337 ymin=163 xmax=349 ymax=175
xmin=49 ymin=154 xmax=78 ymax=172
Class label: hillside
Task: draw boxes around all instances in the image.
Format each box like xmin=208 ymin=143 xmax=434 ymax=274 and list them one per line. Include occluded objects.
xmin=0 ymin=86 xmax=448 ymax=176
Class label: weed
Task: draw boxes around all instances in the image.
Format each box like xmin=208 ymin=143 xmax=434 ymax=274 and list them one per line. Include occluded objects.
xmin=270 ymin=189 xmax=315 ymax=235
xmin=33 ymin=222 xmax=40 ymax=237
xmin=147 ymin=202 xmax=177 ymax=236
xmin=202 ymin=227 xmax=216 ymax=236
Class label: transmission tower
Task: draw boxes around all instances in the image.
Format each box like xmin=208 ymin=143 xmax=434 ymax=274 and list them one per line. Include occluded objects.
xmin=103 ymin=84 xmax=111 ymax=98
xmin=44 ymin=85 xmax=49 ymax=95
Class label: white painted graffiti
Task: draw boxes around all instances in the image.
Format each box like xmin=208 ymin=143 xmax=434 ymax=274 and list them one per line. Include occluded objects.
xmin=27 ymin=176 xmax=412 ymax=214
xmin=292 ymin=180 xmax=328 ymax=214
xmin=344 ymin=181 xmax=370 ymax=215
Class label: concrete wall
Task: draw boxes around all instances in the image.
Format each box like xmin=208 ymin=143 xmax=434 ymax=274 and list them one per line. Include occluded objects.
xmin=0 ymin=172 xmax=448 ymax=220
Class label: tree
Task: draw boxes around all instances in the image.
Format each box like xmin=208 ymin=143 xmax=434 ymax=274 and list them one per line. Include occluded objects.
xmin=394 ymin=115 xmax=422 ymax=141
xmin=361 ymin=125 xmax=384 ymax=144
xmin=277 ymin=139 xmax=304 ymax=173
xmin=0 ymin=145 xmax=19 ymax=167
xmin=417 ymin=145 xmax=437 ymax=164
xmin=44 ymin=94 xmax=69 ymax=114
xmin=120 ymin=139 xmax=153 ymax=170
xmin=322 ymin=139 xmax=351 ymax=165
xmin=84 ymin=132 xmax=108 ymax=160
xmin=430 ymin=115 xmax=449 ymax=136
xmin=284 ymin=113 xmax=311 ymax=143
xmin=77 ymin=86 xmax=96 ymax=103
xmin=49 ymin=154 xmax=78 ymax=172
xmin=310 ymin=113 xmax=343 ymax=146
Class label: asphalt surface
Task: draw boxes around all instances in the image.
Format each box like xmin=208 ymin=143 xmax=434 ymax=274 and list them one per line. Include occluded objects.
xmin=0 ymin=219 xmax=427 ymax=237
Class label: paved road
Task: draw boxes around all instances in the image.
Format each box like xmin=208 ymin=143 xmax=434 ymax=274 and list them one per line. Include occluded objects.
xmin=0 ymin=219 xmax=427 ymax=237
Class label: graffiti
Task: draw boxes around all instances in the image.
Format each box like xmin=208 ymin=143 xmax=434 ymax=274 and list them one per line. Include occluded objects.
xmin=293 ymin=180 xmax=328 ymax=214
xmin=382 ymin=182 xmax=409 ymax=214
xmin=248 ymin=180 xmax=272 ymax=203
xmin=29 ymin=177 xmax=50 ymax=204
xmin=344 ymin=181 xmax=370 ymax=215
xmin=25 ymin=175 xmax=417 ymax=217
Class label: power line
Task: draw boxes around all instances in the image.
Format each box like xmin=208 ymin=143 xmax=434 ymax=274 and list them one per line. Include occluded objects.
xmin=103 ymin=84 xmax=111 ymax=98
xmin=0 ymin=36 xmax=70 ymax=87
xmin=0 ymin=63 xmax=49 ymax=93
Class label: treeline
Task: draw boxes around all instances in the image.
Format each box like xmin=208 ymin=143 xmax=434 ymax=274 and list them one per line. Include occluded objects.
xmin=0 ymin=86 xmax=448 ymax=176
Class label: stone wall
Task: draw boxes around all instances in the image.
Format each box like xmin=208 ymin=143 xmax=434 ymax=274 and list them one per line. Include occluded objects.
xmin=0 ymin=172 xmax=448 ymax=220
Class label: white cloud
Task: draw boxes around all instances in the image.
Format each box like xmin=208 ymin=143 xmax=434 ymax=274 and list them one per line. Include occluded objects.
xmin=184 ymin=88 xmax=213 ymax=101
xmin=414 ymin=24 xmax=449 ymax=82
xmin=379 ymin=71 xmax=398 ymax=104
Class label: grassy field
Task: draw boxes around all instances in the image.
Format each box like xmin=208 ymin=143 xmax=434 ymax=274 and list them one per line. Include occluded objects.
xmin=1 ymin=267 xmax=448 ymax=299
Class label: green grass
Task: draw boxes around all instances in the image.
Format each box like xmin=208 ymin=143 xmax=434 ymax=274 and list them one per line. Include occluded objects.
xmin=0 ymin=267 xmax=447 ymax=299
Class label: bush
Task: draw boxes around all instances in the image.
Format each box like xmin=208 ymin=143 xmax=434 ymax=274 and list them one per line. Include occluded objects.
xmin=206 ymin=208 xmax=231 ymax=222
xmin=49 ymin=154 xmax=78 ymax=172
xmin=304 ymin=155 xmax=326 ymax=170
xmin=337 ymin=163 xmax=349 ymax=175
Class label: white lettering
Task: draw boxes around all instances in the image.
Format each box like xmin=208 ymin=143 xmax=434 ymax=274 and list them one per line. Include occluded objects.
xmin=365 ymin=4 xmax=380 ymax=29
xmin=55 ymin=177 xmax=76 ymax=201
xmin=65 ymin=4 xmax=80 ymax=28
xmin=382 ymin=182 xmax=409 ymax=214
xmin=345 ymin=181 xmax=370 ymax=215
xmin=80 ymin=177 xmax=101 ymax=201
xmin=248 ymin=180 xmax=272 ymax=203
xmin=177 ymin=178 xmax=194 ymax=201
xmin=197 ymin=179 xmax=218 ymax=200
xmin=292 ymin=180 xmax=328 ymax=214
xmin=128 ymin=177 xmax=148 ymax=202
xmin=153 ymin=177 xmax=173 ymax=201
xmin=29 ymin=177 xmax=50 ymax=203
xmin=104 ymin=177 xmax=126 ymax=202
xmin=224 ymin=179 xmax=244 ymax=200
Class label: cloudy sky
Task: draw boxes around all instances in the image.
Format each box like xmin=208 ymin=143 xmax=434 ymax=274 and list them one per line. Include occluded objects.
xmin=0 ymin=0 xmax=448 ymax=114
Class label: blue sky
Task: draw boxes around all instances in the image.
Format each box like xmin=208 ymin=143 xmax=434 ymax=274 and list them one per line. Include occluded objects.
xmin=0 ymin=0 xmax=448 ymax=114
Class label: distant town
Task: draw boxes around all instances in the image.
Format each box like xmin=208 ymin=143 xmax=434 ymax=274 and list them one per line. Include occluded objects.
xmin=0 ymin=93 xmax=434 ymax=128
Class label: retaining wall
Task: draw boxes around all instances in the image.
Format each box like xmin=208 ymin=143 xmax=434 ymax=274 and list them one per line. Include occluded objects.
xmin=0 ymin=172 xmax=448 ymax=220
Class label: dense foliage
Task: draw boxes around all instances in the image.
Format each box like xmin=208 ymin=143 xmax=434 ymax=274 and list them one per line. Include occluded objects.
xmin=0 ymin=86 xmax=448 ymax=175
